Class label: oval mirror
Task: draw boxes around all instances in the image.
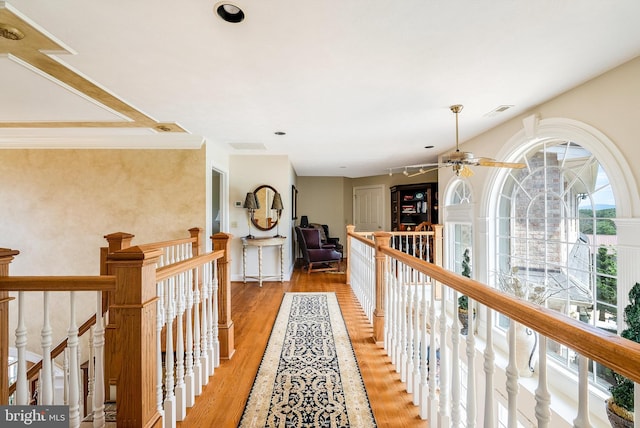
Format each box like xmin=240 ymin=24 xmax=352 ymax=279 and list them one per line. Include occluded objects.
xmin=252 ymin=184 xmax=278 ymax=231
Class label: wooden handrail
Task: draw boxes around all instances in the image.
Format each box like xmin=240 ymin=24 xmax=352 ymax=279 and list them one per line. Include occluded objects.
xmin=378 ymin=244 xmax=640 ymax=384
xmin=155 ymin=249 xmax=224 ymax=282
xmin=137 ymin=236 xmax=197 ymax=253
xmin=7 ymin=314 xmax=98 ymax=397
xmin=0 ymin=276 xmax=116 ymax=292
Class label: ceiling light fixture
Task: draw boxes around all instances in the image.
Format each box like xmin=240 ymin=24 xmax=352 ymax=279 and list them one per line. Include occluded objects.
xmin=0 ymin=23 xmax=25 ymax=40
xmin=215 ymin=3 xmax=245 ymax=23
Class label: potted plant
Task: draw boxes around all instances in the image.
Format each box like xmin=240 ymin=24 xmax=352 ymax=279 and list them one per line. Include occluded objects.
xmin=457 ymin=248 xmax=473 ymax=335
xmin=605 ymin=282 xmax=640 ymax=427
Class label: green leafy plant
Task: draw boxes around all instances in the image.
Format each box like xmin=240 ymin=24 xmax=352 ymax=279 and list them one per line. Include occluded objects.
xmin=609 ymin=282 xmax=640 ymax=418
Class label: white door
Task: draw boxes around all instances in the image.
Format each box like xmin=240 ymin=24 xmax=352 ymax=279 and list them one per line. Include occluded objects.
xmin=353 ymin=185 xmax=385 ymax=232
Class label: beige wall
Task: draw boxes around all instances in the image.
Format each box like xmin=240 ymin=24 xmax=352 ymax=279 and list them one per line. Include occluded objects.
xmin=1 ymin=148 xmax=207 ymax=275
xmin=296 ymin=176 xmax=348 ymax=244
xmin=296 ymin=172 xmax=439 ymax=241
xmin=1 ymin=146 xmax=207 ymax=356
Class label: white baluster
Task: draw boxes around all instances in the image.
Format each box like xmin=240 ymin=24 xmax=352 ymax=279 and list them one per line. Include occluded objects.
xmin=200 ymin=270 xmax=210 ymax=385
xmin=428 ymin=278 xmax=438 ymax=423
xmin=439 ymin=283 xmax=450 ymax=427
xmin=211 ymin=262 xmax=220 ymax=369
xmin=185 ymin=269 xmax=195 ymax=407
xmin=78 ymin=345 xmax=84 ymax=418
xmin=384 ymin=258 xmax=392 ymax=353
xmin=412 ymin=277 xmax=422 ymax=405
xmin=207 ymin=262 xmax=216 ymax=372
xmin=63 ymin=349 xmax=69 ymax=405
xmin=40 ymin=291 xmax=53 ymax=404
xmin=419 ymin=280 xmax=429 ymax=420
xmin=505 ymin=319 xmax=519 ymax=428
xmin=175 ymin=272 xmax=186 ymax=421
xmin=93 ymin=291 xmax=106 ymax=428
xmin=465 ymin=298 xmax=476 ymax=428
xmin=535 ymin=336 xmax=551 ymax=427
xmin=483 ymin=307 xmax=495 ymax=428
xmin=87 ymin=329 xmax=94 ymax=415
xmin=192 ymin=275 xmax=202 ymax=395
xmin=406 ymin=279 xmax=415 ymax=394
xmin=15 ymin=291 xmax=29 ymax=405
xmin=400 ymin=269 xmax=408 ymax=381
xmin=451 ymin=290 xmax=461 ymax=427
xmin=164 ymin=278 xmax=176 ymax=428
xmin=156 ymin=280 xmax=166 ymax=417
xmin=573 ymin=355 xmax=591 ymax=428
xmin=68 ymin=292 xmax=80 ymax=427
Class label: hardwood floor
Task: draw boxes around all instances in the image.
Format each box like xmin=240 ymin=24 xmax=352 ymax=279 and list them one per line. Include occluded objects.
xmin=177 ymin=267 xmax=428 ymax=428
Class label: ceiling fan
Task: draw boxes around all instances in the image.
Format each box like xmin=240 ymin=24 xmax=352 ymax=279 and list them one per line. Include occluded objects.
xmin=399 ymin=104 xmax=526 ymax=178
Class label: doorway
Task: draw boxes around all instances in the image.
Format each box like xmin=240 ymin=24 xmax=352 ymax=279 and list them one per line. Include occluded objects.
xmin=353 ymin=185 xmax=385 ymax=232
xmin=212 ymin=170 xmax=222 ymax=234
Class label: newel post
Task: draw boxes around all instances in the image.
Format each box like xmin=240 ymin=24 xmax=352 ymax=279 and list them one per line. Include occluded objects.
xmin=101 ymin=232 xmax=134 ymax=399
xmin=346 ymin=225 xmax=355 ymax=285
xmin=108 ymin=246 xmax=163 ymax=428
xmin=211 ymin=233 xmax=235 ymax=360
xmin=373 ymin=232 xmax=391 ymax=343
xmin=189 ymin=227 xmax=202 ymax=256
xmin=0 ymin=248 xmax=19 ymax=404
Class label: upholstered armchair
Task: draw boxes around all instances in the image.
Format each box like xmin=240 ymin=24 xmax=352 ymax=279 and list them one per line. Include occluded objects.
xmin=295 ymin=227 xmax=342 ymax=273
xmin=309 ymin=223 xmax=344 ymax=255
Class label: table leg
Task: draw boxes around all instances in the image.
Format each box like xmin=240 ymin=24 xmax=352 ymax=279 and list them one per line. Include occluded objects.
xmin=258 ymin=246 xmax=263 ymax=287
xmin=280 ymin=244 xmax=284 ymax=282
xmin=242 ymin=245 xmax=247 ymax=283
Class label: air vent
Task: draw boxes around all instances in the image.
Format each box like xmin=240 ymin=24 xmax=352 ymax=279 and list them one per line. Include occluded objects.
xmin=484 ymin=105 xmax=514 ymax=117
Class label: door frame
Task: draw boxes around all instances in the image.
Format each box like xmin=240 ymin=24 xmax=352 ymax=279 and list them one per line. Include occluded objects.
xmin=352 ymin=184 xmax=386 ymax=232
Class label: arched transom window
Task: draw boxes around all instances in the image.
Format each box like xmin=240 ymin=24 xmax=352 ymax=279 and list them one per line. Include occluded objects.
xmin=496 ymin=140 xmax=617 ymax=388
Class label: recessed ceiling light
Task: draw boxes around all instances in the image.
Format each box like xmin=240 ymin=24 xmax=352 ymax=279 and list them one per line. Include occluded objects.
xmin=215 ymin=3 xmax=245 ymax=23
xmin=274 ymin=131 xmax=286 ymax=136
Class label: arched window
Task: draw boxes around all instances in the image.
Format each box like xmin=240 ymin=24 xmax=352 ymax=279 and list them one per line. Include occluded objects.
xmin=446 ymin=180 xmax=474 ymax=277
xmin=496 ymin=139 xmax=617 ymax=388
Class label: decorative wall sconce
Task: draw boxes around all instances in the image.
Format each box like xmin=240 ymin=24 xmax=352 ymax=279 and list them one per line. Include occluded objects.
xmin=243 ymin=192 xmax=259 ymax=238
xmin=271 ymin=192 xmax=284 ymax=237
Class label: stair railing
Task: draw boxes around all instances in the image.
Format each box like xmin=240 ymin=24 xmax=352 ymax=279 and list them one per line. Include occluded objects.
xmin=346 ymin=225 xmax=640 ymax=427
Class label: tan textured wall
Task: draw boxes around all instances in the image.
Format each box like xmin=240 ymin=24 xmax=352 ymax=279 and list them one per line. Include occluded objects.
xmin=1 ymin=147 xmax=206 ymax=356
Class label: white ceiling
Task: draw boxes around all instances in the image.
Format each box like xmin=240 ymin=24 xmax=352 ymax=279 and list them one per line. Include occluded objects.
xmin=2 ymin=1 xmax=640 ymax=177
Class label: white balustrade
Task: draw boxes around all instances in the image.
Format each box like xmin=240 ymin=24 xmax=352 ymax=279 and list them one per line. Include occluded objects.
xmin=347 ymin=228 xmax=637 ymax=428
xmin=156 ymin=258 xmax=221 ymax=428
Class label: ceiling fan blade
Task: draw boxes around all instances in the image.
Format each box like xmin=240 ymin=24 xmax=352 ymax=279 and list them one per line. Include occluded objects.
xmin=477 ymin=158 xmax=526 ymax=169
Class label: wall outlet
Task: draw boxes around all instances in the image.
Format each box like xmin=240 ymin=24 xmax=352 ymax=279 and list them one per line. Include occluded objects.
xmin=231 ymin=221 xmax=238 ymax=228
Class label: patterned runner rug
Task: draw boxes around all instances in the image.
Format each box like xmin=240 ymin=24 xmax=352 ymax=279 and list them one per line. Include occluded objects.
xmin=239 ymin=292 xmax=377 ymax=427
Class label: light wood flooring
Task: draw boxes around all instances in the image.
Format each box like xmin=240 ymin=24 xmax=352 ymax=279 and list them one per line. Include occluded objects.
xmin=177 ymin=267 xmax=428 ymax=427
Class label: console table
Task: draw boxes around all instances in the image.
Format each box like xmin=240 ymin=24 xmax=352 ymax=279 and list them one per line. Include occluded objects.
xmin=241 ymin=236 xmax=286 ymax=287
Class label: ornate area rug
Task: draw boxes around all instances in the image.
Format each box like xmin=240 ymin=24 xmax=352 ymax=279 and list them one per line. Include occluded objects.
xmin=239 ymin=292 xmax=376 ymax=427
